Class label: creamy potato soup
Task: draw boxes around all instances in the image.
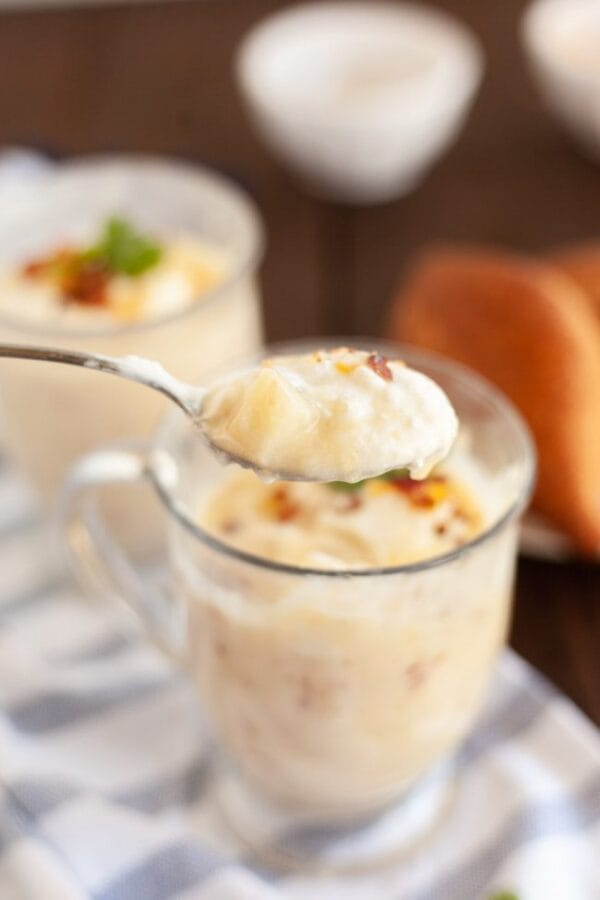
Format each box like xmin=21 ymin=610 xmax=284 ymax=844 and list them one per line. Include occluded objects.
xmin=200 ymin=347 xmax=458 ymax=482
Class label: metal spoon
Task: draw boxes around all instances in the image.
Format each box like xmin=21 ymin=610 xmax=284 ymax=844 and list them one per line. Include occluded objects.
xmin=0 ymin=342 xmax=204 ymax=417
xmin=0 ymin=342 xmax=307 ymax=481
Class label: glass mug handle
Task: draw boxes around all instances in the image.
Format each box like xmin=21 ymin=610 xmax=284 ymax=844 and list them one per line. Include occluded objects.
xmin=59 ymin=441 xmax=185 ymax=663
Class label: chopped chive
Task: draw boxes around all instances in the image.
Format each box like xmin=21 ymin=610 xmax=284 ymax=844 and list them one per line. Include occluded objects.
xmin=380 ymin=468 xmax=410 ymax=481
xmin=326 ymin=468 xmax=411 ymax=492
xmin=327 ymin=479 xmax=367 ymax=492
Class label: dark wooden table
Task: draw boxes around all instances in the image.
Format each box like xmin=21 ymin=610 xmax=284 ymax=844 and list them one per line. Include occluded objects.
xmin=0 ymin=0 xmax=598 ymax=722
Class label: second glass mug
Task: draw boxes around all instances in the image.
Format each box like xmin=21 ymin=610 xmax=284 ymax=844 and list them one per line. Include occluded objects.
xmin=0 ymin=157 xmax=264 ymax=553
xmin=61 ymin=339 xmax=535 ymax=870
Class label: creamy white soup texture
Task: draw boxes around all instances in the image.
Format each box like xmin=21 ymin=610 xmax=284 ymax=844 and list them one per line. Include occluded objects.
xmin=201 ymin=463 xmax=483 ymax=569
xmin=180 ymin=446 xmax=515 ymax=813
xmin=200 ymin=347 xmax=458 ymax=482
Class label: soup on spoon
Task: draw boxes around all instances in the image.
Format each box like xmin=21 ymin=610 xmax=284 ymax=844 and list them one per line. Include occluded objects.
xmin=199 ymin=346 xmax=458 ymax=482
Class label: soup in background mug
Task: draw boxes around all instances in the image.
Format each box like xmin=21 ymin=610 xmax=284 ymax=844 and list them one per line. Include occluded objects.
xmin=0 ymin=156 xmax=264 ymax=552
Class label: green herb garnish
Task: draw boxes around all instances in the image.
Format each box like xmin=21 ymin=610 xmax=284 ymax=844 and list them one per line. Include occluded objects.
xmin=327 ymin=468 xmax=410 ymax=492
xmin=380 ymin=468 xmax=410 ymax=481
xmin=84 ymin=217 xmax=162 ymax=276
xmin=488 ymin=892 xmax=519 ymax=900
xmin=328 ymin=479 xmax=367 ymax=492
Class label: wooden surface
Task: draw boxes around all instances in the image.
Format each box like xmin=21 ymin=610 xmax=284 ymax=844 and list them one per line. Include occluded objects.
xmin=0 ymin=0 xmax=598 ymax=722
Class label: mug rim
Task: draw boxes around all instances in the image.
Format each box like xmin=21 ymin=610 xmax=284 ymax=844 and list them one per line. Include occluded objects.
xmin=149 ymin=337 xmax=537 ymax=578
xmin=0 ymin=155 xmax=265 ymax=341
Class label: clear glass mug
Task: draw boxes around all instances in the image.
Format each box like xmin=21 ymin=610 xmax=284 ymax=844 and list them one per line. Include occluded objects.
xmin=61 ymin=339 xmax=535 ymax=870
xmin=0 ymin=156 xmax=264 ymax=552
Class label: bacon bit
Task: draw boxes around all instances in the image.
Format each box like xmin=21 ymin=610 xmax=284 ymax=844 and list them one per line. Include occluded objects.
xmin=390 ymin=474 xmax=449 ymax=509
xmin=268 ymin=486 xmax=300 ymax=522
xmin=277 ymin=504 xmax=299 ymax=522
xmin=62 ymin=260 xmax=110 ymax=306
xmin=366 ymin=352 xmax=393 ymax=381
xmin=390 ymin=475 xmax=419 ymax=492
xmin=21 ymin=248 xmax=111 ymax=307
xmin=414 ymin=494 xmax=435 ymax=509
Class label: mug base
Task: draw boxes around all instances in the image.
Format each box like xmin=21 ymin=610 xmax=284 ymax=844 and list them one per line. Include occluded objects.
xmin=212 ymin=758 xmax=457 ymax=875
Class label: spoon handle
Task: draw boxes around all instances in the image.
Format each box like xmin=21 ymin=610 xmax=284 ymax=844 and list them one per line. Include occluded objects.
xmin=0 ymin=343 xmax=202 ymax=418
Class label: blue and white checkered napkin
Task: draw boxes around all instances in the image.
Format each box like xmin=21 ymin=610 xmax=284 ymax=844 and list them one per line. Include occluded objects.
xmin=0 ymin=459 xmax=599 ymax=900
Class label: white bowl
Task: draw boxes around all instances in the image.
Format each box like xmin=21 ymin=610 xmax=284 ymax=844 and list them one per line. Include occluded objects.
xmin=522 ymin=0 xmax=600 ymax=160
xmin=236 ymin=2 xmax=483 ymax=204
